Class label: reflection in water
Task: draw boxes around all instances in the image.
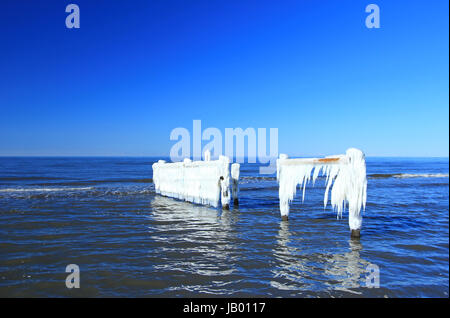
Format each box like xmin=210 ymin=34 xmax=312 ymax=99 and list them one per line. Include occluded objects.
xmin=270 ymin=221 xmax=311 ymax=290
xmin=149 ymin=196 xmax=240 ymax=295
xmin=150 ymin=195 xmax=220 ymax=223
xmin=323 ymin=238 xmax=370 ymax=294
xmin=271 ymin=221 xmax=370 ymax=293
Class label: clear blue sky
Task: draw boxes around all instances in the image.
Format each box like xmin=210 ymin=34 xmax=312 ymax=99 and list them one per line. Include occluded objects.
xmin=0 ymin=0 xmax=448 ymax=157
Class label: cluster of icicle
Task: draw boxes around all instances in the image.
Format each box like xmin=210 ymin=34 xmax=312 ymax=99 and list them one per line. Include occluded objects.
xmin=152 ymin=152 xmax=231 ymax=208
xmin=276 ymin=148 xmax=367 ymax=230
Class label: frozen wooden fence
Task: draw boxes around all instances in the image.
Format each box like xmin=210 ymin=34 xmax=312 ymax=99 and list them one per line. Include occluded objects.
xmin=152 ymin=153 xmax=239 ymax=209
xmin=276 ymin=148 xmax=367 ymax=237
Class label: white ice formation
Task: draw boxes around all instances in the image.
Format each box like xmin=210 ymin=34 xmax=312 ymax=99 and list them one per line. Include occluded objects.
xmin=231 ymin=163 xmax=240 ymax=203
xmin=276 ymin=148 xmax=367 ymax=230
xmin=152 ymin=154 xmax=235 ymax=208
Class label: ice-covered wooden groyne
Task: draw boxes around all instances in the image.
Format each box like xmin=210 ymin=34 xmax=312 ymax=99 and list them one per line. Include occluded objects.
xmin=152 ymin=153 xmax=239 ymax=209
xmin=276 ymin=148 xmax=367 ymax=237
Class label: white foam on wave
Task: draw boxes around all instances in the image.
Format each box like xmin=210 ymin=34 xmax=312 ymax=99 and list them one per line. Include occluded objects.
xmin=0 ymin=187 xmax=93 ymax=193
xmin=394 ymin=173 xmax=449 ymax=179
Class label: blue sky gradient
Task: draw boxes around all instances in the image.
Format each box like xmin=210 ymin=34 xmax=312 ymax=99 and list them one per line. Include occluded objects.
xmin=0 ymin=0 xmax=448 ymax=157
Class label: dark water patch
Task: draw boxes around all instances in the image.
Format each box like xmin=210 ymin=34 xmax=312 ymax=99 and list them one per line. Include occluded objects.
xmin=114 ymin=161 xmax=154 ymax=166
xmin=393 ymin=244 xmax=442 ymax=253
xmin=369 ymin=173 xmax=398 ymax=179
xmin=0 ymin=176 xmax=66 ymax=182
xmin=32 ymin=178 xmax=153 ymax=186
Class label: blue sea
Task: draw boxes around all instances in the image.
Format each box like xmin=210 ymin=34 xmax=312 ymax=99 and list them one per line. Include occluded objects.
xmin=0 ymin=157 xmax=448 ymax=297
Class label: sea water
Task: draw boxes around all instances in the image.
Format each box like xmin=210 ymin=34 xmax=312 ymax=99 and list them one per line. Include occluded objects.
xmin=0 ymin=157 xmax=448 ymax=297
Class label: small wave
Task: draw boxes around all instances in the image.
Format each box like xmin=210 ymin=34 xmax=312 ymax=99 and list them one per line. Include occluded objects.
xmin=369 ymin=173 xmax=449 ymax=179
xmin=95 ymin=178 xmax=153 ymax=184
xmin=0 ymin=186 xmax=154 ymax=199
xmin=241 ymin=176 xmax=276 ymax=181
xmin=0 ymin=187 xmax=93 ymax=193
xmin=394 ymin=173 xmax=449 ymax=178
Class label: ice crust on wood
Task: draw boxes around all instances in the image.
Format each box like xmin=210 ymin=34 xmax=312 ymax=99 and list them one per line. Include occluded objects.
xmin=231 ymin=163 xmax=240 ymax=202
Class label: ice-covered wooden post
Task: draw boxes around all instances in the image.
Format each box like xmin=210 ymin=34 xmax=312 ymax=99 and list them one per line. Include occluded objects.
xmin=220 ymin=176 xmax=230 ymax=210
xmin=231 ymin=163 xmax=240 ymax=206
xmin=276 ymin=148 xmax=367 ymax=237
xmin=152 ymin=153 xmax=232 ymax=209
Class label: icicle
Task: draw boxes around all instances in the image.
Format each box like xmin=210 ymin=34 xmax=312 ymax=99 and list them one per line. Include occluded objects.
xmin=312 ymin=165 xmax=322 ymax=186
xmin=324 ymin=164 xmax=340 ymax=210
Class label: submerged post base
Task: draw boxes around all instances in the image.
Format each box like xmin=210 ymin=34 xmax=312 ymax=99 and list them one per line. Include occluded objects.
xmin=351 ymin=229 xmax=361 ymax=238
xmin=223 ymin=204 xmax=230 ymax=210
xmin=234 ymin=199 xmax=239 ymax=206
xmin=281 ymin=215 xmax=289 ymax=221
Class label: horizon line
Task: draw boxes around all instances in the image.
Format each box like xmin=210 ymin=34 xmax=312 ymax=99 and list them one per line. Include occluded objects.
xmin=0 ymin=155 xmax=448 ymax=159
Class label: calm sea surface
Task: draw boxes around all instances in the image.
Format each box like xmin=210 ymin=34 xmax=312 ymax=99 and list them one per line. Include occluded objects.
xmin=0 ymin=157 xmax=448 ymax=297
